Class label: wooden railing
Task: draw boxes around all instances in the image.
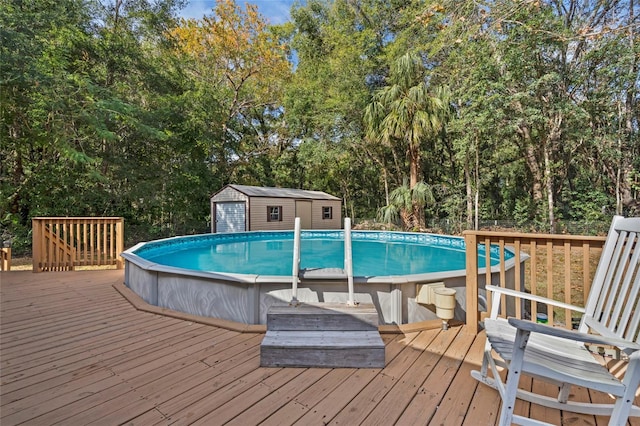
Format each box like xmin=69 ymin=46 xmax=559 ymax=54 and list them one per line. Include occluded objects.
xmin=464 ymin=230 xmax=606 ymax=334
xmin=32 ymin=217 xmax=124 ymax=272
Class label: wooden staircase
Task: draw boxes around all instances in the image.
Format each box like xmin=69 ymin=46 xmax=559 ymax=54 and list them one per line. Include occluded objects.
xmin=260 ymin=302 xmax=385 ymax=368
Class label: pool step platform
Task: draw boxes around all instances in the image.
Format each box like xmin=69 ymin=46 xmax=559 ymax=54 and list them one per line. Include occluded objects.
xmin=298 ymin=267 xmax=347 ymax=280
xmin=260 ymin=303 xmax=385 ymax=368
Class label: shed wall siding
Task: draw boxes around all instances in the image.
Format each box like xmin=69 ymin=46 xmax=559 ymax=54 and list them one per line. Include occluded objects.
xmin=249 ymin=198 xmax=297 ymax=230
xmin=312 ymin=200 xmax=342 ymax=229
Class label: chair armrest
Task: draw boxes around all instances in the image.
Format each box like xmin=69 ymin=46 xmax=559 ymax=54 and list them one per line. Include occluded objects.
xmin=507 ymin=317 xmax=640 ymax=352
xmin=487 ymin=285 xmax=585 ymax=314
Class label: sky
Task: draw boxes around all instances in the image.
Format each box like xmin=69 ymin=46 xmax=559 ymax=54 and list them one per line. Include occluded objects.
xmin=179 ymin=0 xmax=297 ymax=25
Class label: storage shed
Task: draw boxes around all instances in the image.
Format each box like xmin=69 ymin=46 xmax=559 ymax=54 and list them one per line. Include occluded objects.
xmin=210 ymin=184 xmax=342 ymax=233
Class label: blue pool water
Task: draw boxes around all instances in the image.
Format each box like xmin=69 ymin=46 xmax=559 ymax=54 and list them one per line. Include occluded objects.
xmin=135 ymin=231 xmax=508 ymax=278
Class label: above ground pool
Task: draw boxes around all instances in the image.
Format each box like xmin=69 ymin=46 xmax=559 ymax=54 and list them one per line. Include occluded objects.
xmin=122 ymin=230 xmax=519 ymax=326
xmin=131 ymin=230 xmax=507 ymax=277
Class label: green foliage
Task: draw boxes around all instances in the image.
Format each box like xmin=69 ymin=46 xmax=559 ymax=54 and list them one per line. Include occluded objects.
xmin=1 ymin=0 xmax=638 ymax=254
xmin=564 ymin=187 xmax=610 ymax=222
xmin=377 ymin=181 xmax=435 ymax=230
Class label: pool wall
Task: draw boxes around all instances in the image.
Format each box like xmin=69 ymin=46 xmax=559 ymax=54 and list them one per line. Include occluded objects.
xmin=122 ymin=235 xmax=524 ymax=326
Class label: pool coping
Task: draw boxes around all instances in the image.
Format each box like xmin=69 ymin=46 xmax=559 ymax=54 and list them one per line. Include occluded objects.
xmin=124 ymin=230 xmax=493 ymax=281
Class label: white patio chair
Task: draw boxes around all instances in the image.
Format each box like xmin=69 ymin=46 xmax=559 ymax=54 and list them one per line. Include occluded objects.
xmin=472 ymin=215 xmax=640 ymax=425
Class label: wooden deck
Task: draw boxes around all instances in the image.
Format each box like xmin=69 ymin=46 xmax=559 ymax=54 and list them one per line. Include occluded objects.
xmin=0 ymin=270 xmax=635 ymax=425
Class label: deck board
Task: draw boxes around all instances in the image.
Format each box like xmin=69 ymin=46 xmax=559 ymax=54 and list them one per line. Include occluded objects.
xmin=338 ymin=328 xmax=446 ymax=426
xmin=259 ymin=368 xmax=356 ymax=425
xmin=462 ymin=339 xmax=501 ymax=426
xmin=0 ymin=270 xmax=629 ymax=425
xmin=395 ymin=329 xmax=477 ymax=425
xmin=428 ymin=326 xmax=489 ymax=425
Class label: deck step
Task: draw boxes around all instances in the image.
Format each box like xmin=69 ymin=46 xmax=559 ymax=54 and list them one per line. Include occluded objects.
xmin=260 ymin=330 xmax=385 ymax=368
xmin=267 ymin=302 xmax=379 ymax=331
xmin=261 ymin=303 xmax=385 ymax=368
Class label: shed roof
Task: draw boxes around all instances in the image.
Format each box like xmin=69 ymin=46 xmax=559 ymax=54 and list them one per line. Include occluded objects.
xmin=214 ymin=184 xmax=341 ymax=201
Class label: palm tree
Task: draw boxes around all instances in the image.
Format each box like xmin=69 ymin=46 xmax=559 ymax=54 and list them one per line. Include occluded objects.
xmin=377 ymin=181 xmax=435 ymax=230
xmin=365 ymin=51 xmax=450 ymax=228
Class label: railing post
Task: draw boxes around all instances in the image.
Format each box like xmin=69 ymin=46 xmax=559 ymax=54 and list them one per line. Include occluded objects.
xmin=32 ymin=218 xmax=42 ymax=272
xmin=116 ymin=218 xmax=124 ymax=269
xmin=464 ymin=231 xmax=480 ymax=334
xmin=1 ymin=246 xmax=10 ymax=271
xmin=64 ymin=219 xmax=76 ymax=270
xmin=291 ymin=217 xmax=301 ymax=305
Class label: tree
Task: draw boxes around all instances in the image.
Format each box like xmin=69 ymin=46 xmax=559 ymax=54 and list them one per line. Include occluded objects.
xmin=364 ymin=51 xmax=450 ymax=228
xmin=0 ymin=0 xmax=209 ymax=248
xmin=1 ymin=0 xmax=102 ymax=233
xmin=377 ymin=181 xmax=434 ymax=230
xmin=170 ymin=0 xmax=291 ymax=183
xmin=282 ymin=0 xmax=392 ymax=218
xmin=424 ymin=0 xmax=639 ymax=230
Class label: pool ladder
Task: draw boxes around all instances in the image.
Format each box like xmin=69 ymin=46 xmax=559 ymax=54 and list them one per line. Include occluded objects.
xmin=290 ymin=217 xmax=355 ymax=306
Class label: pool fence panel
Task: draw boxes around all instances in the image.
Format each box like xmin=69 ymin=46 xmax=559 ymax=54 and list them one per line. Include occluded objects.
xmin=32 ymin=217 xmax=124 ymax=272
xmin=463 ymin=230 xmax=606 ymax=334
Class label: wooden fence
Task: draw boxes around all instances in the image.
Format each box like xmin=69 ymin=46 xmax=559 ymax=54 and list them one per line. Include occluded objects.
xmin=464 ymin=230 xmax=607 ymax=334
xmin=32 ymin=217 xmax=124 ymax=272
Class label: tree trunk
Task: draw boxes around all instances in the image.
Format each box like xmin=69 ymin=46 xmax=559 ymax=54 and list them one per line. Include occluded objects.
xmin=383 ymin=168 xmax=390 ymax=206
xmin=409 ymin=147 xmax=419 ymax=189
xmin=621 ymin=0 xmax=638 ymax=214
xmin=545 ymin=112 xmax=563 ymax=233
xmin=409 ymin=147 xmax=424 ymax=228
xmin=400 ymin=209 xmax=412 ymax=230
xmin=10 ymin=151 xmax=24 ymax=215
xmin=519 ymin=124 xmax=544 ymax=204
xmin=465 ymin=142 xmax=480 ymax=231
xmin=475 ymin=140 xmax=480 ymax=231
xmin=465 ymin=158 xmax=473 ymax=229
xmin=544 ymin=144 xmax=555 ymax=233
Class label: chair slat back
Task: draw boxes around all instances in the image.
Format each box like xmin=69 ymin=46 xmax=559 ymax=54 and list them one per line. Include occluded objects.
xmin=583 ymin=216 xmax=640 ymax=343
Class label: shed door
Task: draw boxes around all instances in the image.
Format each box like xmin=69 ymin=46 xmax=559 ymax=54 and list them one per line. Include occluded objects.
xmin=295 ymin=200 xmax=312 ymax=229
xmin=215 ymin=202 xmax=246 ymax=233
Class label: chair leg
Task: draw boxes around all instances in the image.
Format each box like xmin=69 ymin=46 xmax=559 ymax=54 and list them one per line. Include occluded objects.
xmin=609 ymin=356 xmax=640 ymax=425
xmin=481 ymin=348 xmax=490 ymax=378
xmin=479 ymin=339 xmax=496 ymax=378
xmin=500 ymin=328 xmax=530 ymax=426
xmin=557 ymin=383 xmax=571 ymax=403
